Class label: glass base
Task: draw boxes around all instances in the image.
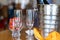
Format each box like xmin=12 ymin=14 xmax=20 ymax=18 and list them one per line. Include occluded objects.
xmin=26 ymin=35 xmax=34 ymax=40
xmin=12 ymin=37 xmax=21 ymax=40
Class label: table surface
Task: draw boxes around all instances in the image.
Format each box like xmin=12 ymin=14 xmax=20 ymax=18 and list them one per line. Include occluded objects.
xmin=0 ymin=27 xmax=37 ymax=40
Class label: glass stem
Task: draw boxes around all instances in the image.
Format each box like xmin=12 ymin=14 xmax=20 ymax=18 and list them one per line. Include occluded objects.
xmin=12 ymin=31 xmax=21 ymax=40
xmin=16 ymin=31 xmax=20 ymax=40
xmin=29 ymin=27 xmax=32 ymax=36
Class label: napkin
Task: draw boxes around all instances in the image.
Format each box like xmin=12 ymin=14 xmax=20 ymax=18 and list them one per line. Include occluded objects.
xmin=45 ymin=31 xmax=60 ymax=40
xmin=33 ymin=28 xmax=44 ymax=40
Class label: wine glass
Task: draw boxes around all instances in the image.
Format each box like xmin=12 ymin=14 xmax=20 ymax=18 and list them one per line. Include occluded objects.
xmin=9 ymin=10 xmax=23 ymax=40
xmin=26 ymin=9 xmax=34 ymax=40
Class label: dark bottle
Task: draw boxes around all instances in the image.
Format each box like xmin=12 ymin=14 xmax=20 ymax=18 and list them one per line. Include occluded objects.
xmin=37 ymin=0 xmax=49 ymax=4
xmin=8 ymin=3 xmax=15 ymax=23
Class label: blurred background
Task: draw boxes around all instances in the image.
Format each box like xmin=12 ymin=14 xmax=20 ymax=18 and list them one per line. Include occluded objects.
xmin=0 ymin=0 xmax=60 ymax=39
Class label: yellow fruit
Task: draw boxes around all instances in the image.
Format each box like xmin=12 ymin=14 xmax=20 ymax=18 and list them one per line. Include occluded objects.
xmin=33 ymin=28 xmax=44 ymax=40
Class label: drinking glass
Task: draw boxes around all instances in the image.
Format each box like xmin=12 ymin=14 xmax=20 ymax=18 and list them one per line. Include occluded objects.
xmin=26 ymin=9 xmax=34 ymax=40
xmin=11 ymin=10 xmax=23 ymax=40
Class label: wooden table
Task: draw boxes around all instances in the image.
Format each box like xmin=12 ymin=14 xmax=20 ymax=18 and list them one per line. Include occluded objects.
xmin=0 ymin=27 xmax=37 ymax=40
